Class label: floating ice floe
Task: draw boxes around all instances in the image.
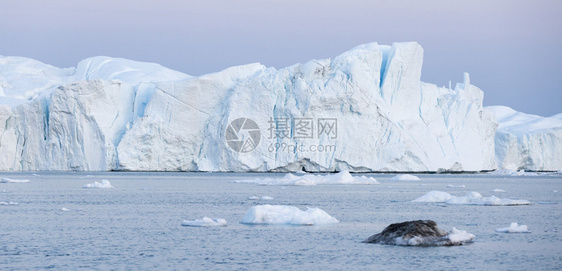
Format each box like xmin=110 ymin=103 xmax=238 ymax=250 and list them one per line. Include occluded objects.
xmin=0 ymin=201 xmax=18 ymax=205
xmin=181 ymin=217 xmax=227 ymax=227
xmin=491 ymin=189 xmax=506 ymax=193
xmin=495 ymin=222 xmax=531 ymax=233
xmin=240 ymin=205 xmax=339 ymax=226
xmin=234 ymin=170 xmax=378 ymax=186
xmin=389 ymin=174 xmax=421 ymax=181
xmin=61 ymin=207 xmax=71 ymax=212
xmin=249 ymin=196 xmax=274 ymax=201
xmin=0 ymin=178 xmax=30 ymax=183
xmin=447 ymin=184 xmax=466 ymax=188
xmin=412 ymin=191 xmax=531 ymax=206
xmin=83 ymin=180 xmax=114 ymax=189
xmin=363 ymin=220 xmax=475 ymax=246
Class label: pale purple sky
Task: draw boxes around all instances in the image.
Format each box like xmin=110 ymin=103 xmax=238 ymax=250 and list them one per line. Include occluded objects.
xmin=1 ymin=0 xmax=561 ymax=116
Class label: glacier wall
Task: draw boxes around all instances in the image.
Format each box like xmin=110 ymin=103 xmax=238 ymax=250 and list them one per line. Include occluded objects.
xmin=488 ymin=106 xmax=562 ymax=171
xmin=0 ymin=42 xmax=503 ymax=171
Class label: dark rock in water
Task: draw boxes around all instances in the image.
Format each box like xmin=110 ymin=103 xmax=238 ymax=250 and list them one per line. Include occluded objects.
xmin=363 ymin=220 xmax=474 ymax=246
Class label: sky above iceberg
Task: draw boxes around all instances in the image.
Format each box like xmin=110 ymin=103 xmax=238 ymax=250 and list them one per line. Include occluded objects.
xmin=1 ymin=0 xmax=560 ymax=116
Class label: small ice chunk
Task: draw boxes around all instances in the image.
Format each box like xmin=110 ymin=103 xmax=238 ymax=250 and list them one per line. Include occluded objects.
xmin=447 ymin=227 xmax=476 ymax=245
xmin=491 ymin=189 xmax=506 ymax=193
xmin=1 ymin=178 xmax=30 ymax=183
xmin=261 ymin=196 xmax=274 ymax=200
xmin=495 ymin=222 xmax=531 ymax=233
xmin=241 ymin=205 xmax=339 ymax=226
xmin=447 ymin=184 xmax=466 ymax=188
xmin=248 ymin=196 xmax=260 ymax=200
xmin=181 ymin=217 xmax=227 ymax=227
xmin=0 ymin=201 xmax=18 ymax=205
xmin=61 ymin=207 xmax=71 ymax=212
xmin=83 ymin=180 xmax=114 ymax=189
xmin=389 ymin=174 xmax=421 ymax=181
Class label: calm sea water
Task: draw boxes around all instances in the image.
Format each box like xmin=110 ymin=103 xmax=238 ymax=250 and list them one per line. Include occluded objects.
xmin=0 ymin=172 xmax=560 ymax=270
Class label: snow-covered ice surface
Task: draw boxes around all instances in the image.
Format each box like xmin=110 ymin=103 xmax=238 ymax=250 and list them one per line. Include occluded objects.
xmin=0 ymin=172 xmax=560 ymax=270
xmin=495 ymin=222 xmax=531 ymax=233
xmin=389 ymin=174 xmax=421 ymax=181
xmin=413 ymin=191 xmax=531 ymax=206
xmin=83 ymin=179 xmax=114 ymax=188
xmin=234 ymin=170 xmax=378 ymax=186
xmin=181 ymin=217 xmax=227 ymax=227
xmin=241 ymin=205 xmax=339 ymax=225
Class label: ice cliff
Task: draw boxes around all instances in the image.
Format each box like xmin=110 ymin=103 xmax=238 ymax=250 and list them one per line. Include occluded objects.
xmin=0 ymin=42 xmax=553 ymax=172
xmin=488 ymin=106 xmax=562 ymax=171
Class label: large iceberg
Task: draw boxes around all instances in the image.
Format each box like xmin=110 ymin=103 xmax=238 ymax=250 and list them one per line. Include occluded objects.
xmin=488 ymin=106 xmax=562 ymax=171
xmin=0 ymin=42 xmax=540 ymax=172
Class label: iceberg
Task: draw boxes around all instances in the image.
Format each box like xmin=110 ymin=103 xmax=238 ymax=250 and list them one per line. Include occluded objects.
xmin=3 ymin=42 xmax=558 ymax=172
xmin=240 ymin=205 xmax=339 ymax=226
xmin=488 ymin=106 xmax=562 ymax=171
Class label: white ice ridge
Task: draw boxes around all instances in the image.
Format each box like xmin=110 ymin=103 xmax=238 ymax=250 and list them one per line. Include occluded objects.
xmin=240 ymin=205 xmax=339 ymax=226
xmin=83 ymin=179 xmax=114 ymax=188
xmin=495 ymin=222 xmax=531 ymax=233
xmin=181 ymin=217 xmax=227 ymax=227
xmin=234 ymin=170 xmax=378 ymax=186
xmin=488 ymin=106 xmax=562 ymax=171
xmin=0 ymin=177 xmax=30 ymax=183
xmin=412 ymin=191 xmax=531 ymax=206
xmin=389 ymin=174 xmax=420 ymax=181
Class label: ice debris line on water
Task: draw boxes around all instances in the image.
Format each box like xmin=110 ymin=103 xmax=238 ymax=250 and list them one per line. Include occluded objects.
xmin=234 ymin=170 xmax=378 ymax=186
xmin=1 ymin=42 xmax=561 ymax=172
xmin=389 ymin=174 xmax=420 ymax=181
xmin=412 ymin=191 xmax=531 ymax=206
xmin=1 ymin=178 xmax=30 ymax=183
